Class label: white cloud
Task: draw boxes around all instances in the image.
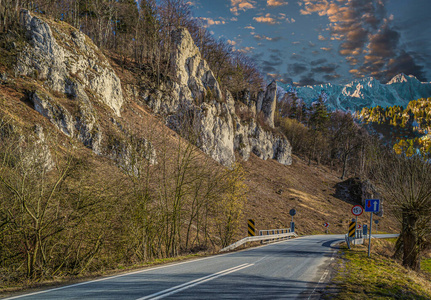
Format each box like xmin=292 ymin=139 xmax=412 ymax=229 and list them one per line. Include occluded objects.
xmin=200 ymin=17 xmax=226 ymax=27
xmin=253 ymin=13 xmax=278 ymax=25
xmin=230 ymin=0 xmax=256 ymax=15
xmin=267 ymin=0 xmax=288 ymax=6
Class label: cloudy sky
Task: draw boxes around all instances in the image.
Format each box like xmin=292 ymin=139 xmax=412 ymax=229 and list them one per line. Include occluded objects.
xmin=189 ymin=0 xmax=431 ymax=86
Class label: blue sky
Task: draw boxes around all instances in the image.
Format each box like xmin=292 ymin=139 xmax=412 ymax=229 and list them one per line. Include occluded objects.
xmin=189 ymin=0 xmax=431 ymax=86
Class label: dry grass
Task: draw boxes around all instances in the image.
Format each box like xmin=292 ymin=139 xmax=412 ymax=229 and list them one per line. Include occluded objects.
xmin=239 ymin=154 xmax=399 ymax=237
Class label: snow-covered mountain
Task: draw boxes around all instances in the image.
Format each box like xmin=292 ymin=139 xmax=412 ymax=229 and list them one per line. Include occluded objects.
xmin=280 ymin=74 xmax=431 ymax=111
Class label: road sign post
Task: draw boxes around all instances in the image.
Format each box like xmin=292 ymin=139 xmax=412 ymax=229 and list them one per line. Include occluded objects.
xmin=323 ymin=222 xmax=329 ymax=234
xmin=248 ymin=219 xmax=255 ymax=237
xmin=365 ymin=199 xmax=380 ymax=257
xmin=351 ymin=205 xmax=363 ymax=239
xmin=289 ymin=209 xmax=296 ymax=233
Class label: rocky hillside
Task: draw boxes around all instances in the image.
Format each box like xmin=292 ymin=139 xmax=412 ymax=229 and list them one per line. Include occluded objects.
xmin=1 ymin=10 xmax=400 ymax=237
xmin=11 ymin=10 xmax=291 ymax=168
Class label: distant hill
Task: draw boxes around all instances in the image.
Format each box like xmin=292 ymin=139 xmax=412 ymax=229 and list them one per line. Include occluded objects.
xmin=280 ymin=74 xmax=431 ymax=111
xmin=357 ymin=97 xmax=431 ymax=157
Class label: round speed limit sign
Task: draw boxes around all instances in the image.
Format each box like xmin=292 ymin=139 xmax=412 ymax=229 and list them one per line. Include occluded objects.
xmin=351 ymin=205 xmax=364 ymax=216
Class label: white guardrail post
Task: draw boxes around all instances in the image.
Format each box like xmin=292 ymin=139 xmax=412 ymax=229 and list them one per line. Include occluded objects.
xmin=220 ymin=228 xmax=297 ymax=252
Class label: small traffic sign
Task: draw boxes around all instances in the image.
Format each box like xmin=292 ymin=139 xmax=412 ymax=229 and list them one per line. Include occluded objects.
xmin=323 ymin=222 xmax=329 ymax=228
xmin=363 ymin=224 xmax=368 ymax=235
xmin=365 ymin=199 xmax=380 ymax=212
xmin=374 ymin=220 xmax=379 ymax=224
xmin=357 ymin=224 xmax=362 ymax=229
xmin=289 ymin=209 xmax=296 ymax=216
xmin=351 ymin=205 xmax=364 ymax=216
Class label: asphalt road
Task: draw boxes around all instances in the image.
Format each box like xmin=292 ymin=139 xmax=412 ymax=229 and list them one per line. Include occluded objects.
xmin=2 ymin=234 xmax=397 ymax=300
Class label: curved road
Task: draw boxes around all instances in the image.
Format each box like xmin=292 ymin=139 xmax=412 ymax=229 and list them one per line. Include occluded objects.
xmin=2 ymin=234 xmax=397 ymax=300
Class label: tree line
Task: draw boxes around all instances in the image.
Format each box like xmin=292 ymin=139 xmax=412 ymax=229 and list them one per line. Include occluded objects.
xmin=0 ymin=118 xmax=246 ymax=283
xmin=359 ymin=98 xmax=431 ymax=158
xmin=276 ymin=92 xmax=371 ymax=180
xmin=276 ymin=92 xmax=431 ymax=271
xmin=0 ymin=0 xmax=264 ymax=98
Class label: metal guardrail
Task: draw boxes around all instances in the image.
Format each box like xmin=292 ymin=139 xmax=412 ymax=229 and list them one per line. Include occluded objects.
xmin=259 ymin=228 xmax=291 ymax=235
xmin=220 ymin=231 xmax=298 ymax=252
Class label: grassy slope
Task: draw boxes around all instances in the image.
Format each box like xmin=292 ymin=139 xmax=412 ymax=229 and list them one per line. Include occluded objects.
xmin=325 ymin=239 xmax=431 ymax=299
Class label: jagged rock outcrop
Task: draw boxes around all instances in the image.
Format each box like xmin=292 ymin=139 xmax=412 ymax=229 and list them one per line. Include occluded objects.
xmin=30 ymin=90 xmax=103 ymax=154
xmin=143 ymin=27 xmax=292 ymax=167
xmin=110 ymin=137 xmax=157 ymax=173
xmin=146 ymin=28 xmax=236 ymax=166
xmin=259 ymin=80 xmax=277 ymax=128
xmin=16 ymin=10 xmax=124 ymax=116
xmin=31 ymin=91 xmax=75 ymax=137
xmin=233 ymin=117 xmax=292 ymax=165
xmin=31 ymin=124 xmax=55 ymax=171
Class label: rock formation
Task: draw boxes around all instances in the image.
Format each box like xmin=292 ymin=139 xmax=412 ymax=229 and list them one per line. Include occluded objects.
xmin=259 ymin=80 xmax=277 ymax=128
xmin=16 ymin=10 xmax=124 ymax=116
xmin=145 ymin=27 xmax=292 ymax=167
xmin=14 ymin=12 xmax=292 ymax=168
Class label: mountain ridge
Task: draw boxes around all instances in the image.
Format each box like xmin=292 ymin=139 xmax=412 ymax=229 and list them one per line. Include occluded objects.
xmin=280 ymin=74 xmax=431 ymax=111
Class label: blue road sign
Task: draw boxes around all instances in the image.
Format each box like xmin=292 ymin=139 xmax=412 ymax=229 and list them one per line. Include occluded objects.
xmin=365 ymin=199 xmax=380 ymax=212
xmin=363 ymin=224 xmax=368 ymax=235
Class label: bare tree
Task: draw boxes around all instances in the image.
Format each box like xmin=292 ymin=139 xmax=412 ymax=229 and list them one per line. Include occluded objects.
xmin=372 ymin=151 xmax=431 ymax=270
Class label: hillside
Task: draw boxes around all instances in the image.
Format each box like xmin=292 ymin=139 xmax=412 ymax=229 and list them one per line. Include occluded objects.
xmin=0 ymin=9 xmax=400 ymax=288
xmin=357 ymin=98 xmax=431 ymax=157
xmin=241 ymin=154 xmax=398 ymax=235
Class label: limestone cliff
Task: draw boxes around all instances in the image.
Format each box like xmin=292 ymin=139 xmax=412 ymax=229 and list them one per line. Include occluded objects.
xmin=13 ymin=11 xmax=291 ymax=168
xmin=145 ymin=28 xmax=292 ymax=167
xmin=16 ymin=10 xmax=124 ymax=117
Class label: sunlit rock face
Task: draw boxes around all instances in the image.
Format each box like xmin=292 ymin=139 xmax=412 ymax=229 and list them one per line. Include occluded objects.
xmin=16 ymin=10 xmax=124 ymax=117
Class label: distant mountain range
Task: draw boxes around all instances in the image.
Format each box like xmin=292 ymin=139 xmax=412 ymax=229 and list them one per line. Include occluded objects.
xmin=279 ymin=74 xmax=431 ymax=111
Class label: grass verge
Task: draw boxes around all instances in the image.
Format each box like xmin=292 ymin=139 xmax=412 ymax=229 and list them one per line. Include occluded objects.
xmin=325 ymin=239 xmax=431 ymax=299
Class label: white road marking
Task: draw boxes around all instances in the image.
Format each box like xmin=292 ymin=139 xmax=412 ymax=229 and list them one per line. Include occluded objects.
xmin=307 ymin=269 xmax=329 ymax=300
xmin=136 ymin=263 xmax=254 ymax=300
xmin=2 ymin=254 xmax=230 ymax=300
xmin=254 ymin=255 xmax=269 ymax=264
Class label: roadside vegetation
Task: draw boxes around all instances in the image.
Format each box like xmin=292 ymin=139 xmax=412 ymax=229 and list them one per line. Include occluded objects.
xmin=327 ymin=239 xmax=431 ymax=299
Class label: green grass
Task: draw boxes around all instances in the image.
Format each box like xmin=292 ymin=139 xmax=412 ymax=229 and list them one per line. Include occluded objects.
xmin=422 ymin=259 xmax=431 ymax=274
xmin=326 ymin=241 xmax=431 ymax=299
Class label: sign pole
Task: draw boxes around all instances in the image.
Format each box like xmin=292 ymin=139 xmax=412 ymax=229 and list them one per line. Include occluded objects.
xmin=355 ymin=215 xmax=358 ymax=238
xmin=368 ymin=212 xmax=373 ymax=258
xmin=289 ymin=209 xmax=296 ymax=233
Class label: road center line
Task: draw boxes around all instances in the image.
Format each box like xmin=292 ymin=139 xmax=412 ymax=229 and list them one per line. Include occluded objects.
xmin=136 ymin=263 xmax=254 ymax=300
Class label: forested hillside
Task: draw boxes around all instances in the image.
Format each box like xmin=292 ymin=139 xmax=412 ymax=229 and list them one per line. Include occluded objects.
xmin=358 ymin=97 xmax=431 ymax=158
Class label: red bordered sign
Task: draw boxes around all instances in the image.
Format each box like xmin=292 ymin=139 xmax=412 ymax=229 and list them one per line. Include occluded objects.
xmin=351 ymin=205 xmax=364 ymax=216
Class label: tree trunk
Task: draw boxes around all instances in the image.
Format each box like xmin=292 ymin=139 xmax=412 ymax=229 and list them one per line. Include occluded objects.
xmin=341 ymin=153 xmax=348 ymax=180
xmin=402 ymin=212 xmax=420 ymax=270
